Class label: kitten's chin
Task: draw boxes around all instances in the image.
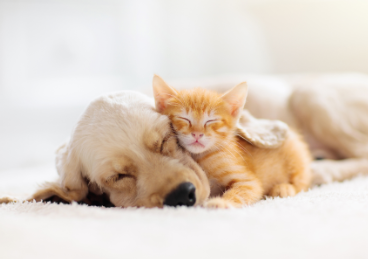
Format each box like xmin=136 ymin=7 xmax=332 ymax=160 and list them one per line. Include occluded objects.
xmin=185 ymin=144 xmax=209 ymax=154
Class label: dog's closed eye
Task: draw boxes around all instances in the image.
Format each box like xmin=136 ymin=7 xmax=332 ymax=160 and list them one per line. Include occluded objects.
xmin=103 ymin=171 xmax=136 ymax=190
xmin=106 ymin=173 xmax=132 ymax=183
xmin=105 ymin=165 xmax=137 ymax=185
xmin=116 ymin=173 xmax=134 ymax=181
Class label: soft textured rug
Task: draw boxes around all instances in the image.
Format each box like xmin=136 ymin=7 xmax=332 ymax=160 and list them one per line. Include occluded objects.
xmin=1 ymin=164 xmax=368 ymax=259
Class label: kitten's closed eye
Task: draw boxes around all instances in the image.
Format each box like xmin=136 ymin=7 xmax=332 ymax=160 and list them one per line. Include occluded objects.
xmin=204 ymin=119 xmax=219 ymax=126
xmin=177 ymin=117 xmax=192 ymax=126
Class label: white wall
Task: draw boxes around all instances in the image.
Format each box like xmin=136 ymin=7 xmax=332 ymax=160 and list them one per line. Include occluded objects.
xmin=0 ymin=0 xmax=368 ymax=170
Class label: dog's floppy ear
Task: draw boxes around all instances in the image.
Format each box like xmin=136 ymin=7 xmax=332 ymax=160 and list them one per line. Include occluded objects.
xmin=236 ymin=110 xmax=289 ymax=149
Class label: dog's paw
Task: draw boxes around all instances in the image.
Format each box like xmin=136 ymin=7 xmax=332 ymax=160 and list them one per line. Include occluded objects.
xmin=269 ymin=183 xmax=296 ymax=198
xmin=204 ymin=197 xmax=235 ymax=209
xmin=0 ymin=197 xmax=18 ymax=204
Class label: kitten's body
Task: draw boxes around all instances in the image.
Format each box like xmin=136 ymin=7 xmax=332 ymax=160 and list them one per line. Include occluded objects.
xmin=194 ymin=128 xmax=310 ymax=206
xmin=153 ymin=76 xmax=311 ymax=208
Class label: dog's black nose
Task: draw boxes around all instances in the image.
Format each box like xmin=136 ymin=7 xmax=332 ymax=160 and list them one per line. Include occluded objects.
xmin=164 ymin=182 xmax=196 ymax=207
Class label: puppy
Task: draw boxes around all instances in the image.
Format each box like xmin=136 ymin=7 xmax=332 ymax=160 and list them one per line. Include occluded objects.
xmin=1 ymin=91 xmax=210 ymax=208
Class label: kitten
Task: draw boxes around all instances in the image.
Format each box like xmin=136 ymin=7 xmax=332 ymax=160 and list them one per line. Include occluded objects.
xmin=153 ymin=75 xmax=311 ymax=208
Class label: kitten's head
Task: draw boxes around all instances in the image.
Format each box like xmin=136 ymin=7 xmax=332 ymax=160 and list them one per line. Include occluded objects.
xmin=153 ymin=75 xmax=248 ymax=154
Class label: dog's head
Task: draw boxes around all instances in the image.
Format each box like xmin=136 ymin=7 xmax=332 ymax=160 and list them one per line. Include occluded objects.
xmin=55 ymin=91 xmax=210 ymax=208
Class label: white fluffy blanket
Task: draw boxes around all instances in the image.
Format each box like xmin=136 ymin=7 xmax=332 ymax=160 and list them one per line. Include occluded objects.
xmin=1 ymin=164 xmax=368 ymax=259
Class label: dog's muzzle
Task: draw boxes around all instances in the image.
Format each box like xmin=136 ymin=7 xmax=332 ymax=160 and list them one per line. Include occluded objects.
xmin=164 ymin=182 xmax=196 ymax=207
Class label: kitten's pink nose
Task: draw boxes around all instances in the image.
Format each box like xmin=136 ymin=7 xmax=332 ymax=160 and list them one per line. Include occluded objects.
xmin=191 ymin=132 xmax=204 ymax=140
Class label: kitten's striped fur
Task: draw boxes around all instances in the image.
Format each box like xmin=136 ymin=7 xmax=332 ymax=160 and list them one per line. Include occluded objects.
xmin=153 ymin=75 xmax=311 ymax=208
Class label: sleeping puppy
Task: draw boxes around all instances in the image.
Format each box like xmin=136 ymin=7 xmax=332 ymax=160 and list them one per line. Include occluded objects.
xmin=2 ymin=91 xmax=211 ymax=208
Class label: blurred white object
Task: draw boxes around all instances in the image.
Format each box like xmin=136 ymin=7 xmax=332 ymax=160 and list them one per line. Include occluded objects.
xmin=1 ymin=0 xmax=368 ymax=106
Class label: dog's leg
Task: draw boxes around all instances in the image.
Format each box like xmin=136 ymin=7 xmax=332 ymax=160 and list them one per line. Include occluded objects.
xmin=311 ymin=158 xmax=368 ymax=186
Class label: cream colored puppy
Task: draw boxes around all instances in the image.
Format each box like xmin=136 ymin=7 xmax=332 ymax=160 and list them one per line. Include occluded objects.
xmin=2 ymin=91 xmax=210 ymax=208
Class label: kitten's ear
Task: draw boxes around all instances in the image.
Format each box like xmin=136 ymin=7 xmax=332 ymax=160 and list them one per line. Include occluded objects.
xmin=236 ymin=110 xmax=289 ymax=149
xmin=221 ymin=82 xmax=248 ymax=119
xmin=152 ymin=74 xmax=178 ymax=112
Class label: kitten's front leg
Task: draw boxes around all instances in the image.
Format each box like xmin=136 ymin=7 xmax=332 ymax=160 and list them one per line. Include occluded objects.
xmin=269 ymin=183 xmax=296 ymax=198
xmin=205 ymin=197 xmax=235 ymax=209
xmin=205 ymin=175 xmax=263 ymax=209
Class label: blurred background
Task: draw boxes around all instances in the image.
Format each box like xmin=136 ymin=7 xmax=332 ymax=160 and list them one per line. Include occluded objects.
xmin=1 ymin=0 xmax=368 ymax=171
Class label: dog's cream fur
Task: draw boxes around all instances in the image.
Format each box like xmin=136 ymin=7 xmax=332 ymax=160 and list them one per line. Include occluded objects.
xmin=2 ymin=91 xmax=211 ymax=207
xmin=167 ymin=73 xmax=368 ymax=185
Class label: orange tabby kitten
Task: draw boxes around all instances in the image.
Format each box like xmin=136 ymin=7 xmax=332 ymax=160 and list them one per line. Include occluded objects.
xmin=153 ymin=75 xmax=311 ymax=208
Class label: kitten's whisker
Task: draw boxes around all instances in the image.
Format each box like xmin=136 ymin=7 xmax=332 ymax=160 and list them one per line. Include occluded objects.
xmin=236 ymin=133 xmax=254 ymax=146
xmin=235 ymin=134 xmax=255 ymax=157
xmin=212 ymin=144 xmax=233 ymax=162
xmin=215 ymin=142 xmax=241 ymax=163
xmin=236 ymin=144 xmax=253 ymax=159
xmin=218 ymin=140 xmax=252 ymax=161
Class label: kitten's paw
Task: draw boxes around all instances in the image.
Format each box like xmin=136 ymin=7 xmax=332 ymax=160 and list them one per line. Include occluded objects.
xmin=204 ymin=197 xmax=235 ymax=209
xmin=269 ymin=183 xmax=296 ymax=198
